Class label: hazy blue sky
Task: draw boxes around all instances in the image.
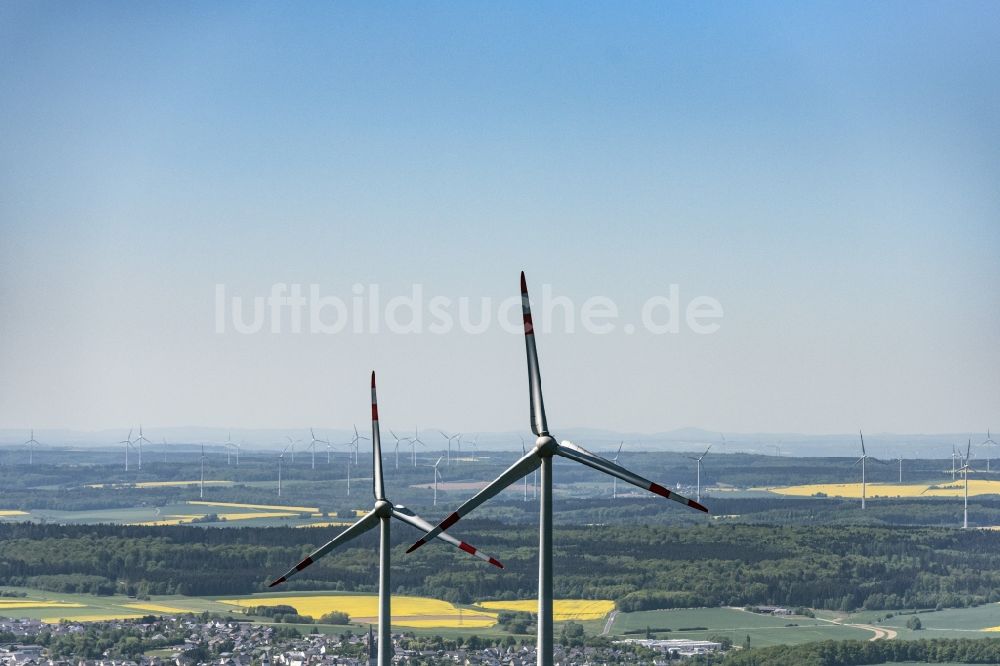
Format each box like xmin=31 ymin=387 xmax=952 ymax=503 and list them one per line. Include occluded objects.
xmin=1 ymin=2 xmax=998 ymax=435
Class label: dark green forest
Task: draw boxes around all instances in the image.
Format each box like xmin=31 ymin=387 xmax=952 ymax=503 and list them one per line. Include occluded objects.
xmin=1 ymin=522 xmax=997 ymax=612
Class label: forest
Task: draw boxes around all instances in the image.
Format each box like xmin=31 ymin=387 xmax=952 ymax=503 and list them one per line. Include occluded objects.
xmin=0 ymin=522 xmax=997 ymax=612
xmin=715 ymin=638 xmax=1000 ymax=665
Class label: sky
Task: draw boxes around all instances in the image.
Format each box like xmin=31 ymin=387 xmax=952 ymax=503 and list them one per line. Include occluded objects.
xmin=0 ymin=1 xmax=998 ymax=436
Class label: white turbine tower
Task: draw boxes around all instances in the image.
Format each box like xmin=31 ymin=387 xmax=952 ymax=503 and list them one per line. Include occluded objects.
xmin=225 ymin=434 xmax=241 ymax=466
xmin=407 ymin=273 xmax=707 ymax=666
xmin=268 ymin=372 xmax=503 ymax=666
xmin=687 ymin=445 xmax=711 ymax=504
xmin=135 ymin=425 xmax=152 ymax=470
xmin=854 ymin=431 xmax=879 ymax=510
xmin=610 ymin=442 xmax=624 ymax=499
xmin=409 ymin=427 xmax=425 ymax=467
xmin=427 ymin=456 xmax=444 ymax=505
xmin=959 ymin=439 xmax=975 ymax=529
xmin=439 ymin=431 xmax=460 ymax=466
xmin=199 ymin=445 xmax=206 ymax=499
xmin=286 ymin=436 xmax=299 ymax=464
xmin=120 ymin=428 xmax=134 ymax=472
xmin=277 ymin=444 xmax=290 ymax=497
xmin=981 ymin=430 xmax=997 ymax=473
xmin=390 ymin=430 xmax=410 ymax=470
xmin=308 ymin=429 xmax=328 ymax=470
xmin=24 ymin=430 xmax=40 ymax=466
xmin=897 ymin=451 xmax=903 ymax=484
xmin=950 ymin=445 xmax=958 ymax=481
xmin=520 ymin=437 xmax=529 ymax=501
xmin=350 ymin=425 xmax=369 ymax=465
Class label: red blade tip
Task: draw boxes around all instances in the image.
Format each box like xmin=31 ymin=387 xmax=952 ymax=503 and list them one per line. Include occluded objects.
xmin=520 ymin=271 xmax=527 ymax=293
xmin=689 ymin=499 xmax=709 ymax=513
xmin=406 ymin=539 xmax=426 ymax=554
xmin=371 ymin=371 xmax=376 ymax=388
xmin=268 ymin=577 xmax=286 ymax=587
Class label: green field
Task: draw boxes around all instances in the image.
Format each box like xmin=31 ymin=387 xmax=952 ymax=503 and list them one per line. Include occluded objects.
xmin=843 ymin=604 xmax=1000 ymax=640
xmin=610 ymin=607 xmax=874 ymax=647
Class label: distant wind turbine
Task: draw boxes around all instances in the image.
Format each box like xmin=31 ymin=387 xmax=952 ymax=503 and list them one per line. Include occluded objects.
xmin=427 ymin=456 xmax=444 ymax=506
xmin=959 ymin=439 xmax=976 ymax=529
xmin=350 ymin=425 xmax=369 ymax=465
xmin=688 ymin=445 xmax=711 ymax=504
xmin=24 ymin=430 xmax=40 ymax=466
xmin=277 ymin=444 xmax=290 ymax=497
xmin=981 ymin=430 xmax=997 ymax=473
xmin=199 ymin=445 xmax=206 ymax=499
xmin=134 ymin=425 xmax=151 ymax=470
xmin=308 ymin=429 xmax=328 ymax=470
xmin=610 ymin=442 xmax=624 ymax=499
xmin=407 ymin=273 xmax=706 ymax=666
xmin=390 ymin=430 xmax=410 ymax=470
xmin=854 ymin=431 xmax=885 ymax=510
xmin=268 ymin=372 xmax=503 ymax=666
xmin=409 ymin=427 xmax=425 ymax=467
xmin=439 ymin=430 xmax=461 ymax=466
xmin=225 ymin=433 xmax=241 ymax=466
xmin=119 ymin=428 xmax=134 ymax=472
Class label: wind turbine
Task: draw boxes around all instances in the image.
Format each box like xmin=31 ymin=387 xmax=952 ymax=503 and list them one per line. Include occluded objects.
xmin=610 ymin=442 xmax=624 ymax=499
xmin=427 ymin=456 xmax=444 ymax=506
xmin=959 ymin=439 xmax=975 ymax=529
xmin=896 ymin=451 xmax=903 ymax=484
xmin=268 ymin=372 xmax=503 ymax=666
xmin=277 ymin=444 xmax=290 ymax=497
xmin=409 ymin=427 xmax=425 ymax=467
xmin=407 ymin=273 xmax=706 ymax=666
xmin=24 ymin=430 xmax=40 ymax=466
xmin=225 ymin=434 xmax=241 ymax=466
xmin=981 ymin=430 xmax=997 ymax=473
xmin=439 ymin=431 xmax=460 ymax=466
xmin=286 ymin=436 xmax=299 ymax=464
xmin=950 ymin=445 xmax=959 ymax=481
xmin=855 ymin=431 xmax=875 ymax=510
xmin=308 ymin=429 xmax=328 ymax=470
xmin=199 ymin=445 xmax=206 ymax=499
xmin=687 ymin=445 xmax=711 ymax=504
xmin=119 ymin=428 xmax=134 ymax=472
xmin=134 ymin=425 xmax=152 ymax=470
xmin=390 ymin=430 xmax=410 ymax=470
xmin=350 ymin=425 xmax=368 ymax=465
xmin=467 ymin=435 xmax=479 ymax=462
xmin=520 ymin=436 xmax=528 ymax=501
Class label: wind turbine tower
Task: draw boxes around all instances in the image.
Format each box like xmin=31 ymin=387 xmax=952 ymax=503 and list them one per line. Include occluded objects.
xmin=407 ymin=273 xmax=706 ymax=666
xmin=24 ymin=430 xmax=40 ymax=466
xmin=687 ymin=445 xmax=711 ymax=504
xmin=268 ymin=372 xmax=503 ymax=666
xmin=959 ymin=440 xmax=975 ymax=529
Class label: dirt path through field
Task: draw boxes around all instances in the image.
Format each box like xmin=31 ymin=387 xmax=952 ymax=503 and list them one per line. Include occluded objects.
xmin=602 ymin=610 xmax=618 ymax=635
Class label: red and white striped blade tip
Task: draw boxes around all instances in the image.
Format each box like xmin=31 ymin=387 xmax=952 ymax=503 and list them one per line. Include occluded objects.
xmin=458 ymin=541 xmax=504 ymax=569
xmin=520 ymin=271 xmax=528 ymax=293
xmin=648 ymin=482 xmax=709 ymax=513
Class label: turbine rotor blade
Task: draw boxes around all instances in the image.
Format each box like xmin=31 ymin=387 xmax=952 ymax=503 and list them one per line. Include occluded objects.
xmin=371 ymin=372 xmax=385 ymax=500
xmin=407 ymin=448 xmax=542 ymax=553
xmin=392 ymin=505 xmax=503 ymax=569
xmin=557 ymin=440 xmax=707 ymax=512
xmin=521 ymin=272 xmax=547 ymax=436
xmin=268 ymin=509 xmax=380 ymax=586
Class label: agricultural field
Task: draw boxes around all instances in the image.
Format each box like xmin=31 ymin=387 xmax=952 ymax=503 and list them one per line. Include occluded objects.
xmin=476 ymin=599 xmax=614 ymax=622
xmin=767 ymin=479 xmax=1000 ymax=499
xmin=841 ymin=604 xmax=1000 ymax=640
xmin=609 ymin=607 xmax=875 ymax=647
xmin=219 ymin=593 xmax=497 ymax=628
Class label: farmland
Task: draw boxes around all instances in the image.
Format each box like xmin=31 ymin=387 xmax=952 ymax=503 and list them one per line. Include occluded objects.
xmin=477 ymin=599 xmax=614 ymax=622
xmin=768 ymin=479 xmax=1000 ymax=499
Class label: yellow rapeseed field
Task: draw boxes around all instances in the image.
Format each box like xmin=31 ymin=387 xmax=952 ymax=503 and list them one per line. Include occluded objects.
xmin=768 ymin=480 xmax=1000 ymax=499
xmin=123 ymin=603 xmax=191 ymax=614
xmin=0 ymin=601 xmax=84 ymax=609
xmin=217 ymin=512 xmax=298 ymax=521
xmin=219 ymin=595 xmax=497 ymax=628
xmin=477 ymin=599 xmax=615 ymax=621
xmin=296 ymin=521 xmax=353 ymax=528
xmin=41 ymin=613 xmax=146 ymax=623
xmin=188 ymin=501 xmax=319 ymax=512
xmin=0 ymin=510 xmax=28 ymax=516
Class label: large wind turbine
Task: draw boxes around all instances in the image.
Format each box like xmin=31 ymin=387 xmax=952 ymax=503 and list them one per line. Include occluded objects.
xmin=439 ymin=430 xmax=460 ymax=466
xmin=688 ymin=445 xmax=711 ymax=504
xmin=409 ymin=427 xmax=424 ymax=467
xmin=959 ymin=439 xmax=975 ymax=529
xmin=268 ymin=372 xmax=503 ymax=666
xmin=277 ymin=444 xmax=290 ymax=497
xmin=350 ymin=425 xmax=368 ymax=465
xmin=981 ymin=430 xmax=997 ymax=473
xmin=426 ymin=456 xmax=444 ymax=505
xmin=199 ymin=445 xmax=206 ymax=499
xmin=610 ymin=442 xmax=623 ymax=499
xmin=135 ymin=425 xmax=152 ymax=471
xmin=24 ymin=430 xmax=40 ymax=466
xmin=407 ymin=273 xmax=707 ymax=666
xmin=854 ymin=431 xmax=879 ymax=510
xmin=390 ymin=430 xmax=409 ymax=470
xmin=120 ymin=428 xmax=134 ymax=472
xmin=308 ymin=429 xmax=328 ymax=470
